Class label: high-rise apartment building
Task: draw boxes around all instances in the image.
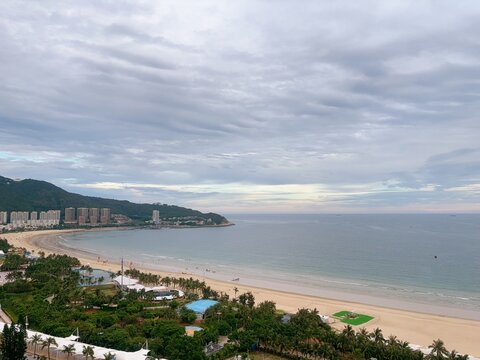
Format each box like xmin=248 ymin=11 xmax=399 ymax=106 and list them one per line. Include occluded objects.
xmin=89 ymin=208 xmax=99 ymax=224
xmin=152 ymin=210 xmax=160 ymax=224
xmin=0 ymin=211 xmax=7 ymax=224
xmin=100 ymin=208 xmax=111 ymax=224
xmin=77 ymin=208 xmax=89 ymax=225
xmin=10 ymin=211 xmax=29 ymax=224
xmin=78 ymin=208 xmax=89 ymax=218
xmin=2 ymin=209 xmax=60 ymax=228
xmin=65 ymin=207 xmax=76 ymax=224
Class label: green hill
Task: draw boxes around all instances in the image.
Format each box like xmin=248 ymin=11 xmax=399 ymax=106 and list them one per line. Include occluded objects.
xmin=0 ymin=176 xmax=228 ymax=224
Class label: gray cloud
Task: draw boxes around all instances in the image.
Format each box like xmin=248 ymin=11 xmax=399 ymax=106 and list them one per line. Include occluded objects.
xmin=0 ymin=0 xmax=479 ymax=212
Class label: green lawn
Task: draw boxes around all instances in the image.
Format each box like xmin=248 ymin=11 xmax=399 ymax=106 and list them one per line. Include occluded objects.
xmin=333 ymin=310 xmax=374 ymax=326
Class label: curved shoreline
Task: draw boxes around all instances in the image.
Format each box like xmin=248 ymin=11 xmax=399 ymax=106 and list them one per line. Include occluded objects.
xmin=3 ymin=229 xmax=480 ymax=356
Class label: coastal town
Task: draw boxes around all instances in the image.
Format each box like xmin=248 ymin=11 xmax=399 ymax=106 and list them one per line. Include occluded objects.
xmin=0 ymin=208 xmax=219 ymax=232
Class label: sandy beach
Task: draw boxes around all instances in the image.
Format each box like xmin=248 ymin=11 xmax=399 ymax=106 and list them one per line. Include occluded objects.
xmin=3 ymin=229 xmax=480 ymax=356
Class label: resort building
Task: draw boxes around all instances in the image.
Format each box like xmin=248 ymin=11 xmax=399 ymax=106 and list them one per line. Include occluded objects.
xmin=64 ymin=207 xmax=76 ymax=224
xmin=0 ymin=320 xmax=153 ymax=360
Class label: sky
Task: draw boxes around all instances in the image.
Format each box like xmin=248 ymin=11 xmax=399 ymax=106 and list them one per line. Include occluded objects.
xmin=0 ymin=1 xmax=479 ymax=214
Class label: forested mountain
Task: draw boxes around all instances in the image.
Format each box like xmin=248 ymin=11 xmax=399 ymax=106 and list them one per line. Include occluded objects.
xmin=0 ymin=176 xmax=228 ymax=224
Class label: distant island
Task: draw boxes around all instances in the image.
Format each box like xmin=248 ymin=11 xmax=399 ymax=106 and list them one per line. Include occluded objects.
xmin=0 ymin=175 xmax=230 ymax=229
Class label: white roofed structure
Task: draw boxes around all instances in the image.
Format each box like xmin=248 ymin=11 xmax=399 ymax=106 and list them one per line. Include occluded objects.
xmin=0 ymin=321 xmax=155 ymax=360
xmin=113 ymin=275 xmax=138 ymax=286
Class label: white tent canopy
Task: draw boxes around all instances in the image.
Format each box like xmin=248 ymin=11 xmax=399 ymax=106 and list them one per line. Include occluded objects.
xmin=113 ymin=275 xmax=138 ymax=286
xmin=0 ymin=321 xmax=155 ymax=360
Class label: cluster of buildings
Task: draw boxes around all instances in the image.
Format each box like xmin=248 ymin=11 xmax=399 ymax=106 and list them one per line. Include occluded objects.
xmin=0 ymin=207 xmax=112 ymax=230
xmin=64 ymin=207 xmax=111 ymax=225
xmin=151 ymin=210 xmax=214 ymax=226
xmin=0 ymin=210 xmax=61 ymax=230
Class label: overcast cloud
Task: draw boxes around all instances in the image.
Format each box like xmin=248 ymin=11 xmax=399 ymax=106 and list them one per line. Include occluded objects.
xmin=0 ymin=0 xmax=479 ymax=213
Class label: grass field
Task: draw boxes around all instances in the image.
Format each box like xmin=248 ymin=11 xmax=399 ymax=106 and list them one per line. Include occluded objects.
xmin=333 ymin=310 xmax=374 ymax=326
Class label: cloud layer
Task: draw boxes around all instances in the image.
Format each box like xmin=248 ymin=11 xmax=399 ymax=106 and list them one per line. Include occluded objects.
xmin=1 ymin=1 xmax=479 ymax=213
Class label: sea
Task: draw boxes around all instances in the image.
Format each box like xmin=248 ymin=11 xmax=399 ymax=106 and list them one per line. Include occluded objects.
xmin=61 ymin=214 xmax=480 ymax=319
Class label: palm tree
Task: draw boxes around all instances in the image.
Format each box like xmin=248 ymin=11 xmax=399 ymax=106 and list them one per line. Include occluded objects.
xmin=62 ymin=344 xmax=76 ymax=359
xmin=233 ymin=287 xmax=239 ymax=298
xmin=163 ymin=276 xmax=171 ymax=287
xmin=30 ymin=333 xmax=42 ymax=357
xmin=387 ymin=335 xmax=399 ymax=346
xmin=428 ymin=339 xmax=448 ymax=360
xmin=103 ymin=352 xmax=115 ymax=360
xmin=370 ymin=327 xmax=385 ymax=344
xmin=83 ymin=345 xmax=95 ymax=360
xmin=42 ymin=337 xmax=58 ymax=360
xmin=448 ymin=350 xmax=458 ymax=359
xmin=342 ymin=324 xmax=355 ymax=338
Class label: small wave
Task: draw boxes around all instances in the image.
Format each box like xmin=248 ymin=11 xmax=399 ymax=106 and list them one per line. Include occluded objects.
xmin=320 ymin=278 xmax=369 ymax=287
xmin=140 ymin=253 xmax=173 ymax=260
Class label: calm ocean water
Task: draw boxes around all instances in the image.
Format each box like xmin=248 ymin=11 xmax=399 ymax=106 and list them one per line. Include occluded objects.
xmin=62 ymin=214 xmax=480 ymax=318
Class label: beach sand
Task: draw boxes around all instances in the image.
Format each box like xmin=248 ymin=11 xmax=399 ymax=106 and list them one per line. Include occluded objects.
xmin=3 ymin=229 xmax=480 ymax=356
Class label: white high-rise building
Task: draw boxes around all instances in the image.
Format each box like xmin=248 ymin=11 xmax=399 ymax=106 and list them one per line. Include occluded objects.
xmin=5 ymin=209 xmax=60 ymax=228
xmin=0 ymin=211 xmax=7 ymax=224
xmin=152 ymin=210 xmax=160 ymax=224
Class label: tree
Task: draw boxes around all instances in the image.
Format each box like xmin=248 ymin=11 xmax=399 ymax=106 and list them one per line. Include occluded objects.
xmin=370 ymin=327 xmax=384 ymax=344
xmin=83 ymin=345 xmax=95 ymax=360
xmin=5 ymin=270 xmax=24 ymax=282
xmin=238 ymin=292 xmax=255 ymax=308
xmin=103 ymin=352 xmax=115 ymax=360
xmin=233 ymin=287 xmax=239 ymax=298
xmin=62 ymin=344 xmax=76 ymax=359
xmin=30 ymin=333 xmax=43 ymax=358
xmin=180 ymin=308 xmax=197 ymax=324
xmin=164 ymin=335 xmax=206 ymax=360
xmin=1 ymin=323 xmax=27 ymax=360
xmin=428 ymin=339 xmax=448 ymax=360
xmin=0 ymin=238 xmax=11 ymax=253
xmin=1 ymin=254 xmax=25 ymax=271
xmin=42 ymin=337 xmax=58 ymax=360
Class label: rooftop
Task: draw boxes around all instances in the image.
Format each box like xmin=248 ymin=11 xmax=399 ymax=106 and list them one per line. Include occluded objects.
xmin=185 ymin=299 xmax=218 ymax=314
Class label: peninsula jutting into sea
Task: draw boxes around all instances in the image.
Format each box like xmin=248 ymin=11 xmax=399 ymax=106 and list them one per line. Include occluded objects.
xmin=0 ymin=175 xmax=230 ymax=231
